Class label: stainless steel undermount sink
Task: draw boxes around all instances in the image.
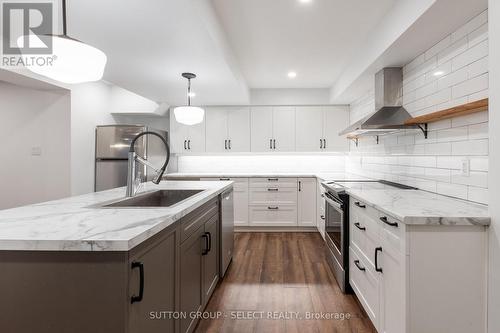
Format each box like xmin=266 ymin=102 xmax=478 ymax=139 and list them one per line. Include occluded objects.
xmin=102 ymin=189 xmax=204 ymax=208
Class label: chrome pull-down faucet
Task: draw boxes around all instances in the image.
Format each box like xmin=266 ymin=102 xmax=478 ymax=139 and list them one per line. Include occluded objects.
xmin=126 ymin=131 xmax=170 ymax=197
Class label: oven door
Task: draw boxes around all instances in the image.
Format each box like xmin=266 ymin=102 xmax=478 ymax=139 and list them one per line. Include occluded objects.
xmin=324 ymin=192 xmax=345 ymax=268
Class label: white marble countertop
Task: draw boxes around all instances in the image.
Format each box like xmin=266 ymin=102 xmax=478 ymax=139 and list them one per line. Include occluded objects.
xmin=347 ymin=189 xmax=490 ymax=226
xmin=166 ymin=172 xmax=369 ymax=181
xmin=0 ymin=181 xmax=232 ymax=251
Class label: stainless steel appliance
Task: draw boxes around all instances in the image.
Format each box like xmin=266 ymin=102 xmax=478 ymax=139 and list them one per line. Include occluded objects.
xmin=220 ymin=188 xmax=234 ymax=277
xmin=321 ymin=180 xmax=418 ymax=293
xmin=95 ymin=125 xmax=168 ymax=192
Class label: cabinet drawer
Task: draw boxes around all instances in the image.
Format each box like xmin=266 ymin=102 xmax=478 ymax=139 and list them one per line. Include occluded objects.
xmin=249 ymin=187 xmax=297 ymax=205
xmin=349 ymin=246 xmax=380 ymax=329
xmin=249 ymin=177 xmax=297 ymax=188
xmin=248 ymin=205 xmax=297 ymax=227
xmin=180 ymin=199 xmax=218 ymax=243
xmin=378 ymin=213 xmax=404 ymax=253
xmin=350 ymin=214 xmax=379 ymax=269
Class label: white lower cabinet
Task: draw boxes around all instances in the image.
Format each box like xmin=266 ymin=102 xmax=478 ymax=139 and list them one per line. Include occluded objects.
xmin=316 ymin=179 xmax=326 ymax=239
xmin=248 ymin=205 xmax=297 ymax=227
xmin=349 ymin=197 xmax=487 ymax=333
xmin=298 ymin=178 xmax=316 ymax=227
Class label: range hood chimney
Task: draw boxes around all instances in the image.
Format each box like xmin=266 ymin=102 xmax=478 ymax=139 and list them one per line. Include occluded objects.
xmin=339 ymin=67 xmax=417 ymax=137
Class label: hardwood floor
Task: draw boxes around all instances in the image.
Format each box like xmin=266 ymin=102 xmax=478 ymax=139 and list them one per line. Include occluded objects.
xmin=195 ymin=232 xmax=377 ymax=333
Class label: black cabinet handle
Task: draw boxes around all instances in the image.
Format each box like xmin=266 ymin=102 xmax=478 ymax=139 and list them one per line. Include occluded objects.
xmin=380 ymin=216 xmax=398 ymax=227
xmin=375 ymin=247 xmax=383 ymax=273
xmin=270 ymin=139 xmax=273 ymax=149
xmin=354 ymin=260 xmax=366 ymax=271
xmin=267 ymin=178 xmax=279 ymax=181
xmin=207 ymin=232 xmax=212 ymax=252
xmin=228 ymin=140 xmax=231 ymax=150
xmin=224 ymin=140 xmax=227 ymax=150
xmin=320 ymin=215 xmax=325 ymax=220
xmin=354 ymin=222 xmax=366 ymax=231
xmin=187 ymin=140 xmax=191 ymax=150
xmin=298 ymin=181 xmax=302 ymax=192
xmin=130 ymin=261 xmax=144 ymax=304
xmin=220 ymin=178 xmax=230 ymax=181
xmin=273 ymin=139 xmax=276 ymax=149
xmin=323 ymin=139 xmax=327 ymax=149
xmin=320 ymin=139 xmax=323 ymax=149
xmin=202 ymin=233 xmax=209 ymax=255
xmin=183 ymin=140 xmax=187 ymax=150
xmin=267 ymin=188 xmax=278 ymax=192
xmin=354 ymin=201 xmax=366 ymax=208
xmin=267 ymin=206 xmax=279 ymax=210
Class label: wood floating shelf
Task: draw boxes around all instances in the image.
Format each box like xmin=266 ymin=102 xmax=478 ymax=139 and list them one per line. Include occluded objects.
xmin=405 ymin=98 xmax=488 ymax=125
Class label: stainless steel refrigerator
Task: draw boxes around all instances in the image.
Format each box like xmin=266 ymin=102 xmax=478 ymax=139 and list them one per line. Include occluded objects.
xmin=95 ymin=125 xmax=168 ymax=192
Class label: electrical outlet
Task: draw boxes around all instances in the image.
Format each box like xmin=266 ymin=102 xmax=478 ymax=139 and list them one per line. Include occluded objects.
xmin=31 ymin=147 xmax=42 ymax=156
xmin=461 ymin=158 xmax=470 ymax=176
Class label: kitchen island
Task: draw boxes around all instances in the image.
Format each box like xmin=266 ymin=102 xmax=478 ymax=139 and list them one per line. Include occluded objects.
xmin=0 ymin=180 xmax=232 ymax=333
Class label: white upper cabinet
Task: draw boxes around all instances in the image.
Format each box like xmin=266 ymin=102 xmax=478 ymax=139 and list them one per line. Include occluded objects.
xmin=295 ymin=106 xmax=349 ymax=152
xmin=205 ymin=107 xmax=250 ymax=152
xmin=250 ymin=106 xmax=295 ymax=152
xmin=170 ymin=113 xmax=206 ymax=153
xmin=226 ymin=107 xmax=251 ymax=152
xmin=272 ymin=106 xmax=296 ymax=152
xmin=295 ymin=106 xmax=324 ymax=151
xmin=250 ymin=106 xmax=274 ymax=152
xmin=323 ymin=106 xmax=349 ymax=151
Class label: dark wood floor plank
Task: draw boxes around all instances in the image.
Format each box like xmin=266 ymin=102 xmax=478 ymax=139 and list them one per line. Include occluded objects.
xmin=195 ymin=232 xmax=376 ymax=333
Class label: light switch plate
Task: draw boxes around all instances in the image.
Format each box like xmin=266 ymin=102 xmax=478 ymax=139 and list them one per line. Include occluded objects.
xmin=461 ymin=158 xmax=470 ymax=176
xmin=31 ymin=146 xmax=42 ymax=156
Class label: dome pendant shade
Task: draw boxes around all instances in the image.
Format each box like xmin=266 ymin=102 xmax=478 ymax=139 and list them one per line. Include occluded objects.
xmin=173 ymin=106 xmax=205 ymax=126
xmin=173 ymin=72 xmax=205 ymax=125
xmin=17 ymin=35 xmax=107 ymax=84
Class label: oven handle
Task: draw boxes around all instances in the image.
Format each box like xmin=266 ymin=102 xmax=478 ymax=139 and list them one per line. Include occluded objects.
xmin=324 ymin=194 xmax=343 ymax=210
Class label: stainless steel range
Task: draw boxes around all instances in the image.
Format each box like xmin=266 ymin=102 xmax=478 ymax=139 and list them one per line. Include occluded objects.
xmin=321 ymin=180 xmax=418 ymax=293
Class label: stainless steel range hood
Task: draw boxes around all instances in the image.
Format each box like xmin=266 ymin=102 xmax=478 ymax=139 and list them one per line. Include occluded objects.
xmin=339 ymin=67 xmax=417 ymax=137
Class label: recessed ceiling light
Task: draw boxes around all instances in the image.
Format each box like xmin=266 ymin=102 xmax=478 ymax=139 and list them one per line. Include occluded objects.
xmin=298 ymin=0 xmax=313 ymax=4
xmin=433 ymin=70 xmax=445 ymax=77
xmin=287 ymin=71 xmax=297 ymax=78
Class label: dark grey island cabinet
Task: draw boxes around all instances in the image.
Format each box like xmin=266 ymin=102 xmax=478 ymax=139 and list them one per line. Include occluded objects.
xmin=0 ymin=197 xmax=220 ymax=333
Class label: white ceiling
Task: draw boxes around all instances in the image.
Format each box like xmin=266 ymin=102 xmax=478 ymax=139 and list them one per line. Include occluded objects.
xmin=211 ymin=0 xmax=397 ymax=89
xmin=65 ymin=0 xmax=486 ymax=106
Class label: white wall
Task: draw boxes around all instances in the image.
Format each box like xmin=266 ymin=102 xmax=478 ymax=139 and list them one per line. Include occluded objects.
xmin=176 ymin=154 xmax=345 ymax=174
xmin=250 ymin=88 xmax=331 ymax=105
xmin=488 ymin=2 xmax=499 ymax=332
xmin=347 ymin=10 xmax=489 ymax=204
xmin=0 ymin=81 xmax=71 ymax=209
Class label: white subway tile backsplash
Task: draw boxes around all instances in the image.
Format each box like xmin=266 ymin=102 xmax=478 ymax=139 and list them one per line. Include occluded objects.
xmin=451 ymin=170 xmax=488 ymax=188
xmin=437 ymin=67 xmax=468 ymax=90
xmin=452 ymin=110 xmax=488 ymax=127
xmin=468 ymin=122 xmax=488 ymax=140
xmin=437 ymin=126 xmax=468 ymax=143
xmin=438 ymin=37 xmax=468 ymax=65
xmin=468 ymin=23 xmax=488 ymax=47
xmin=451 ymin=40 xmax=488 ymax=71
xmin=348 ymin=11 xmax=489 ymax=204
xmin=468 ymin=56 xmax=488 ymax=78
xmin=451 ymin=139 xmax=489 ymax=156
xmin=468 ymin=186 xmax=489 ymax=204
xmin=436 ymin=182 xmax=468 ymax=200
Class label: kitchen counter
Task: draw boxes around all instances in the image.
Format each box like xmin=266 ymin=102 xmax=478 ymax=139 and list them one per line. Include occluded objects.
xmin=166 ymin=172 xmax=369 ymax=181
xmin=0 ymin=181 xmax=232 ymax=251
xmin=348 ymin=188 xmax=490 ymax=226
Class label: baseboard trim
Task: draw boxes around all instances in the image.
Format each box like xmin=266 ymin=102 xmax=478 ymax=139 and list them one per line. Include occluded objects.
xmin=234 ymin=226 xmax=318 ymax=232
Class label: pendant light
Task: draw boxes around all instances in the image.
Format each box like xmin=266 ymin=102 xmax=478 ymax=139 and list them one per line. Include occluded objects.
xmin=173 ymin=73 xmax=205 ymax=125
xmin=17 ymin=0 xmax=107 ymax=84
